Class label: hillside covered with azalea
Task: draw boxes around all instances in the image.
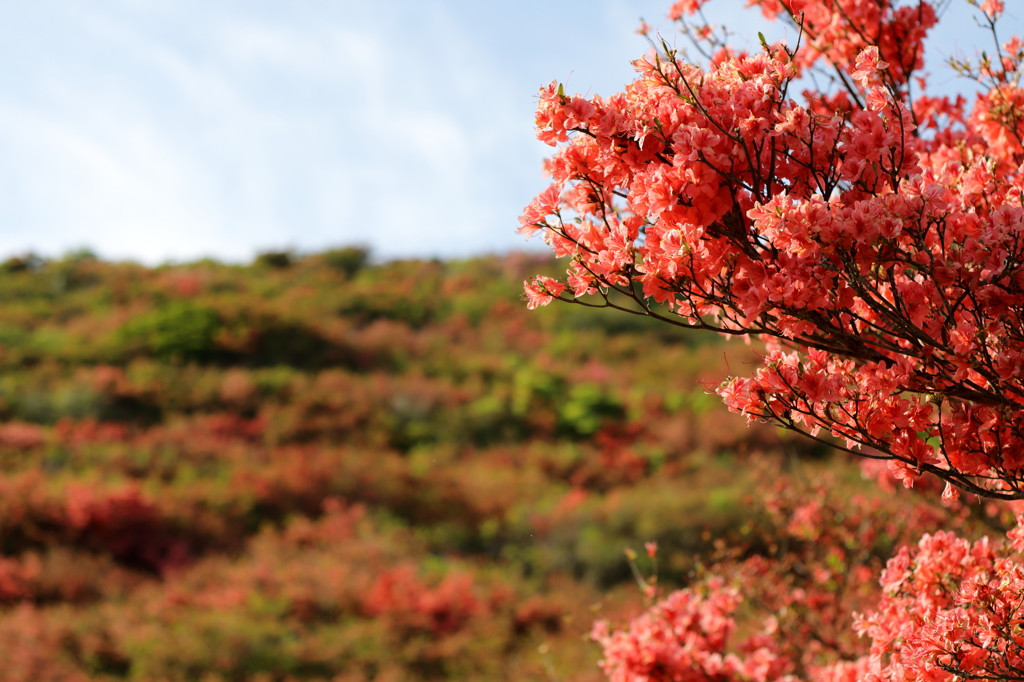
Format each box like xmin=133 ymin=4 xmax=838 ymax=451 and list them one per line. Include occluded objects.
xmin=0 ymin=248 xmax=994 ymax=681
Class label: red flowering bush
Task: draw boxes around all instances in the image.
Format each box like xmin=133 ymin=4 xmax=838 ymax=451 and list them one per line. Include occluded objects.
xmin=521 ymin=0 xmax=1024 ymax=679
xmin=522 ymin=0 xmax=1024 ymax=500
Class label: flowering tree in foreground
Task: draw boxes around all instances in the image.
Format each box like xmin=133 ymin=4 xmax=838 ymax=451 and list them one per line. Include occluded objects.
xmin=520 ymin=0 xmax=1024 ymax=679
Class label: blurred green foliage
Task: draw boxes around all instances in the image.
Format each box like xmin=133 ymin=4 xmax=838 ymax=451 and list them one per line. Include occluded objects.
xmin=320 ymin=246 xmax=370 ymax=278
xmin=119 ymin=303 xmax=222 ymax=362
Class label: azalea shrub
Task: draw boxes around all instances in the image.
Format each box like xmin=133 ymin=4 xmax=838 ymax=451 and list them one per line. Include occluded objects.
xmin=521 ymin=0 xmax=1024 ymax=679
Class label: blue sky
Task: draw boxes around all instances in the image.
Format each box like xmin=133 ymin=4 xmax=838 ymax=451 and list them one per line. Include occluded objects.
xmin=0 ymin=0 xmax=1018 ymax=264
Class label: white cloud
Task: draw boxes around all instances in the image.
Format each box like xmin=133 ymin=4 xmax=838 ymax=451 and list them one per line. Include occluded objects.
xmin=1 ymin=0 xmax=531 ymax=262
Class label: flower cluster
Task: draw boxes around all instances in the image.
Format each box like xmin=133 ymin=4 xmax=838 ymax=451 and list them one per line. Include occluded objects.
xmin=592 ymin=579 xmax=794 ymax=682
xmin=854 ymin=527 xmax=1024 ymax=682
